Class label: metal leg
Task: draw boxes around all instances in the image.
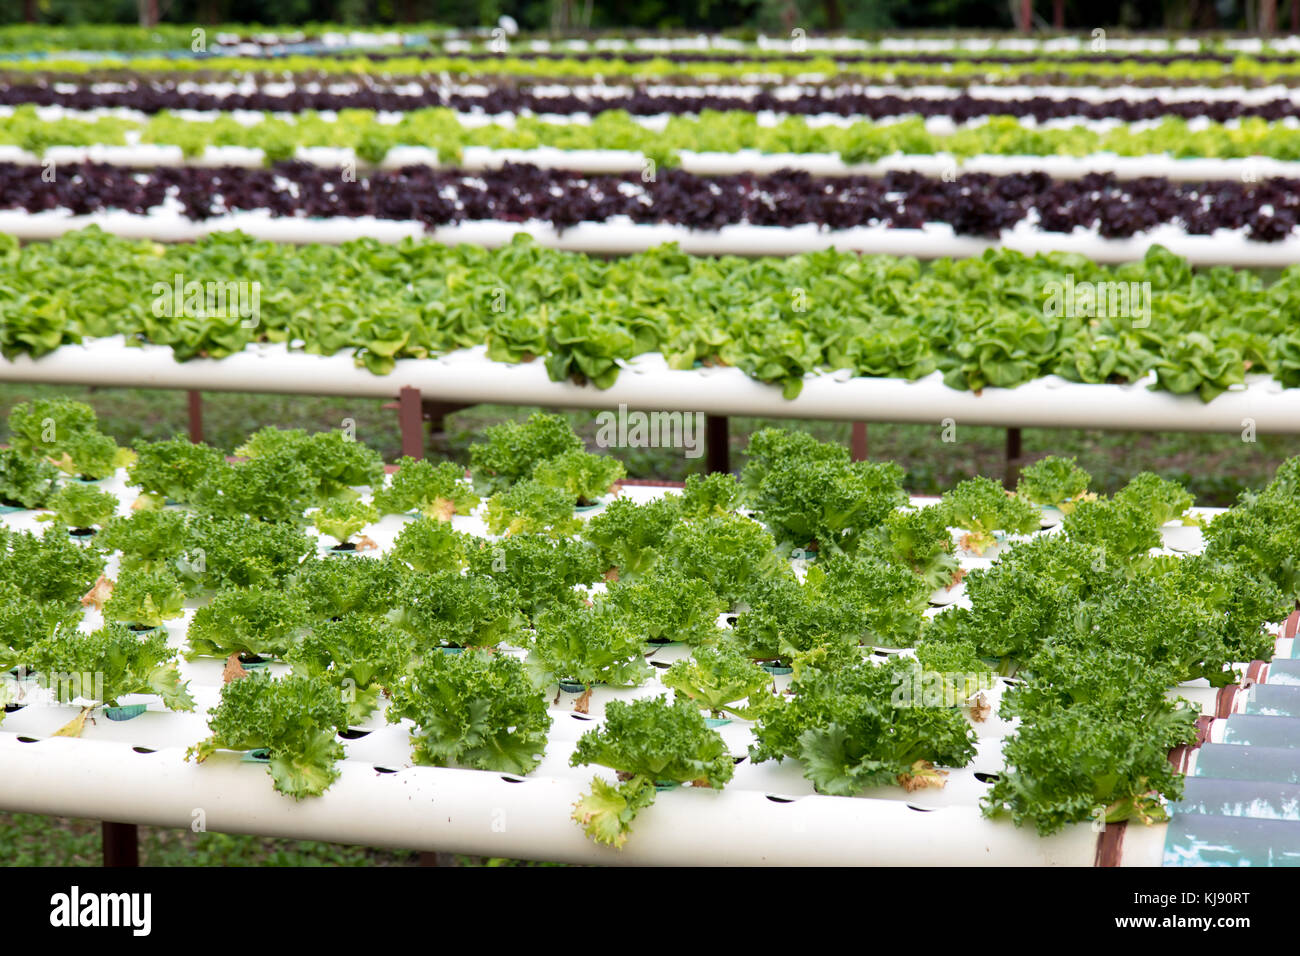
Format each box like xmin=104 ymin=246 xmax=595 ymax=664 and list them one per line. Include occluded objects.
xmin=705 ymin=415 xmax=730 ymax=475
xmin=187 ymin=390 xmax=204 ymax=444
xmin=102 ymin=821 xmax=139 ymax=867
xmin=418 ymin=851 xmax=455 ymax=866
xmin=397 ymin=387 xmax=425 ymax=460
xmin=390 ymin=391 xmax=470 ymax=460
xmin=1004 ymin=427 xmax=1023 ymax=490
xmin=850 ymin=422 xmax=868 ymax=461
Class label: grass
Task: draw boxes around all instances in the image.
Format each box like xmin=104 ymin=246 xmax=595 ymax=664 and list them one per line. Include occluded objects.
xmin=1 ymin=381 xmax=1295 ymax=865
xmin=2 ymin=383 xmax=1297 ymax=505
xmin=0 ymin=811 xmax=563 ymax=866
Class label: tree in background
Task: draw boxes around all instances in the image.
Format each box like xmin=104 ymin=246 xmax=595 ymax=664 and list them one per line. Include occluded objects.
xmin=3 ymin=0 xmax=1296 ymax=32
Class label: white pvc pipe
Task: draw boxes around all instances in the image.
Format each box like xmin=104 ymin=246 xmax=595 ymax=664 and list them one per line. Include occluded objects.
xmin=0 ymin=735 xmax=1097 ymax=865
xmin=5 ymin=141 xmax=1298 ymax=183
xmin=1 ymin=338 xmax=1294 ymax=434
xmin=0 ymin=210 xmax=1297 ymax=268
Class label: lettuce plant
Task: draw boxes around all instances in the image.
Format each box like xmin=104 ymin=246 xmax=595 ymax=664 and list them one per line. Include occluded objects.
xmin=387 ymin=649 xmax=551 ymax=774
xmin=1015 ymin=455 xmax=1093 ymax=513
xmin=729 ymin=575 xmax=864 ymax=664
xmin=866 ymin=504 xmax=961 ymax=591
xmin=390 ymin=515 xmax=470 ymax=574
xmin=191 ymin=455 xmax=317 ymax=524
xmin=48 ymin=429 xmax=135 ymax=480
xmin=97 ymin=509 xmax=189 ymax=573
xmin=984 ymin=699 xmax=1198 ymax=836
xmin=0 ymin=448 xmax=59 ymax=509
xmin=580 ymin=496 xmax=680 ymax=581
xmin=0 ymin=526 xmax=106 ymax=608
xmin=310 ymin=499 xmax=378 ymax=547
xmin=940 ymin=475 xmax=1040 ymax=555
xmin=747 ymin=455 xmax=907 ymax=557
xmin=663 ymin=645 xmax=772 ymax=718
xmin=484 ymin=479 xmax=582 ymax=538
xmin=467 ymin=533 xmax=602 ymax=620
xmin=740 ymin=427 xmax=849 ymax=498
xmin=287 ymin=616 xmax=413 ymax=724
xmin=1113 ymin=471 xmax=1195 ymax=526
xmin=287 ymin=555 xmax=405 ymax=623
xmin=1062 ymin=496 xmax=1162 ymax=563
xmin=235 ymin=427 xmax=385 ymax=502
xmin=186 ymin=587 xmax=309 ymax=661
xmin=0 ymin=584 xmax=83 ymax=671
xmin=180 ymin=514 xmax=315 ymax=592
xmin=28 ymin=623 xmax=194 ymax=736
xmin=188 ymin=672 xmax=348 ymax=799
xmin=810 ymin=554 xmax=930 ymax=649
xmin=605 ymin=566 xmax=726 ymax=645
xmin=396 ymin=570 xmax=523 ymax=650
xmin=570 ymin=695 xmax=734 ymax=849
xmin=101 ymin=567 xmax=186 ymax=629
xmin=38 ymin=482 xmax=117 ymax=530
xmin=469 ymin=412 xmax=583 ymax=494
xmin=661 ymin=513 xmax=789 ymax=608
xmin=750 ymin=656 xmax=978 ymax=795
xmin=127 ymin=437 xmax=225 ymax=507
xmin=531 ymin=448 xmax=625 ymax=506
xmin=528 ymin=602 xmax=651 ymax=691
xmin=676 ymin=472 xmax=742 ymax=521
xmin=7 ymin=398 xmax=98 ymax=459
xmin=374 ymin=457 xmax=479 ymax=520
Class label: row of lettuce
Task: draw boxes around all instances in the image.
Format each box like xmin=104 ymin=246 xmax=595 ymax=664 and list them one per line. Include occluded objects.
xmin=1 ymin=398 xmax=1293 ymax=847
xmin=8 ymin=108 xmax=1300 ymax=165
xmin=5 ymin=230 xmax=1298 ymax=402
xmin=10 ymin=53 xmax=1300 ymax=86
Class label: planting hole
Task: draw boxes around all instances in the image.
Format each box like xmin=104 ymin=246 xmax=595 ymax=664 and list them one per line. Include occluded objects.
xmin=906 ymin=805 xmax=935 ymax=812
xmin=650 ymin=661 xmax=670 ymax=669
xmin=132 ymin=746 xmax=156 ymax=754
xmin=500 ymin=775 xmax=525 ymax=784
xmin=16 ymin=736 xmax=38 ymax=743
xmin=570 ymin=713 xmax=595 ymax=722
xmin=374 ymin=766 xmax=398 ymax=774
xmin=974 ymin=772 xmax=1000 ymax=784
xmin=765 ymin=794 xmax=795 ymax=804
xmin=339 ymin=728 xmax=371 ymax=740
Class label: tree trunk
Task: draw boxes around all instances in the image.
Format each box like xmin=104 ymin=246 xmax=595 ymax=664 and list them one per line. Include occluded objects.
xmin=138 ymin=0 xmax=159 ymax=28
xmin=1292 ymin=0 xmax=1298 ymax=32
xmin=23 ymin=0 xmax=38 ymax=22
xmin=1052 ymin=0 xmax=1063 ymax=29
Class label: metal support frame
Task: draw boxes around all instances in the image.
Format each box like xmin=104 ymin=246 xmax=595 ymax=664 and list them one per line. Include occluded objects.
xmin=1004 ymin=427 xmax=1023 ymax=489
xmin=102 ymin=821 xmax=139 ymax=867
xmin=390 ymin=387 xmax=472 ymax=460
xmin=706 ymin=415 xmax=730 ymax=474
xmin=397 ymin=386 xmax=425 ymax=459
xmin=850 ymin=422 xmax=868 ymax=461
xmin=187 ymin=390 xmax=203 ymax=444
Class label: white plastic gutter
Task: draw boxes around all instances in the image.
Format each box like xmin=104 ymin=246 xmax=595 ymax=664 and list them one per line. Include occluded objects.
xmin=0 ymin=734 xmax=1098 ymax=865
xmin=2 ymin=339 xmax=1296 ymax=434
xmin=2 ymin=141 xmax=1296 ymax=183
xmin=2 ymin=210 xmax=1299 ymax=268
